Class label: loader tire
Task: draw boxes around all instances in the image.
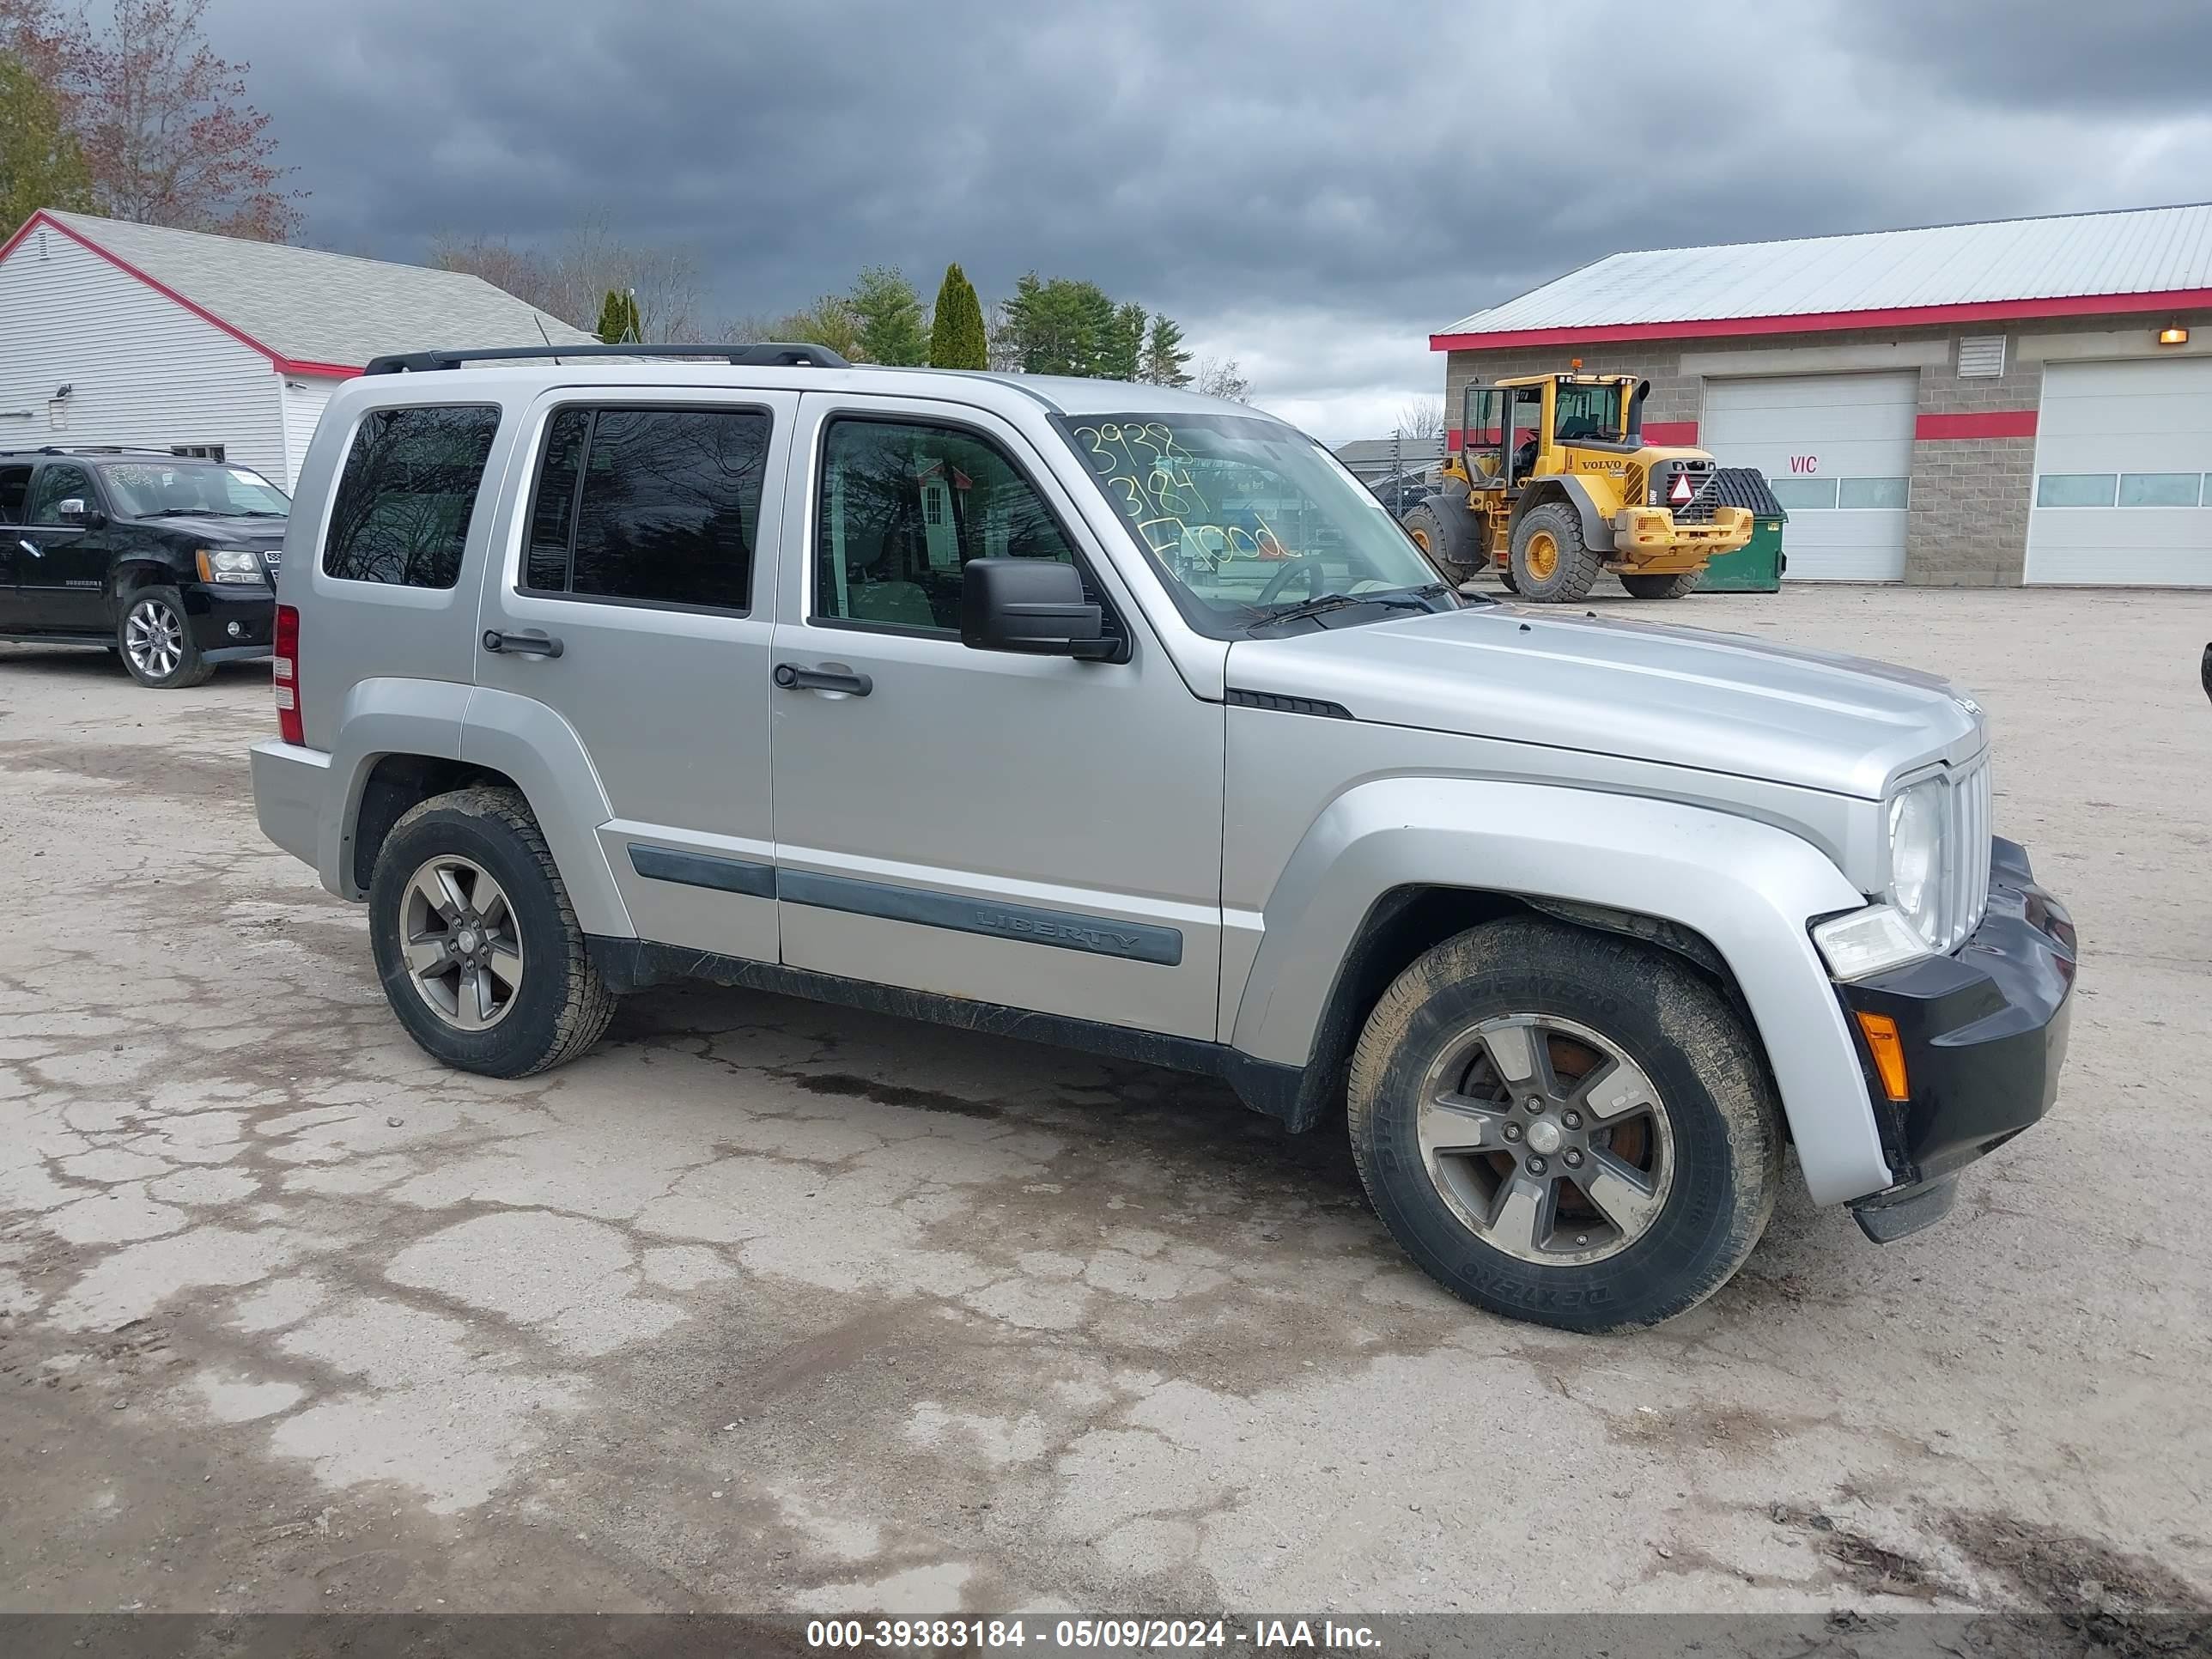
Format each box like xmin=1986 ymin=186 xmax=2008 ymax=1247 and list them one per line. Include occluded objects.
xmin=1509 ymin=503 xmax=1602 ymax=603
xmin=1401 ymin=497 xmax=1482 ymax=583
xmin=1620 ymin=570 xmax=1704 ymax=599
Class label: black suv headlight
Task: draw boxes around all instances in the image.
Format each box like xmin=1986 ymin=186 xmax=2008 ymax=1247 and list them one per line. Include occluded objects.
xmin=196 ymin=548 xmax=266 ymax=585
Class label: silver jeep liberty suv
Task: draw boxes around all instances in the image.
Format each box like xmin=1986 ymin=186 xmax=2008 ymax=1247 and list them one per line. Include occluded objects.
xmin=250 ymin=343 xmax=2075 ymax=1333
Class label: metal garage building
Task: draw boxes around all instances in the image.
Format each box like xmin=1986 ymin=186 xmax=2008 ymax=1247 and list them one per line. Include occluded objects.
xmin=0 ymin=210 xmax=592 ymax=489
xmin=1432 ymin=203 xmax=2212 ymax=586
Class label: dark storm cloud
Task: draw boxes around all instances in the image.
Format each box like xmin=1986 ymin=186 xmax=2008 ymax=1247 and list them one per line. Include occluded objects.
xmin=200 ymin=0 xmax=2212 ymax=437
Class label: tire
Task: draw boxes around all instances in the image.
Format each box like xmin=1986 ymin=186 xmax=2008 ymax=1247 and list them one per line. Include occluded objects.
xmin=368 ymin=787 xmax=617 ymax=1078
xmin=1620 ymin=571 xmax=1704 ymax=599
xmin=1400 ymin=497 xmax=1483 ymax=582
xmin=1346 ymin=918 xmax=1782 ymax=1333
xmin=1497 ymin=567 xmax=1520 ymax=594
xmin=1508 ymin=503 xmax=1603 ymax=603
xmin=116 ymin=586 xmax=213 ymax=688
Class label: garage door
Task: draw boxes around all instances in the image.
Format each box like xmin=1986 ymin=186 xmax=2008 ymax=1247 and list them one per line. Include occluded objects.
xmin=2025 ymin=358 xmax=2212 ymax=586
xmin=1701 ymin=373 xmax=1918 ymax=581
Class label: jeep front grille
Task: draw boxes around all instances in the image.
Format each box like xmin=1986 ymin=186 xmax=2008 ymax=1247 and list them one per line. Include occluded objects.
xmin=1941 ymin=753 xmax=1993 ymax=951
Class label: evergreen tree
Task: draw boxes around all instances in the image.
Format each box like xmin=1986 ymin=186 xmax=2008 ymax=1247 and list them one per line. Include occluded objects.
xmin=928 ymin=262 xmax=988 ymax=370
xmin=848 ymin=264 xmax=929 ymax=365
xmin=0 ymin=52 xmax=94 ymax=229
xmin=594 ymin=288 xmax=641 ymax=344
xmin=1000 ymin=274 xmax=1119 ymax=377
xmin=1099 ymin=302 xmax=1146 ymax=382
xmin=1140 ymin=314 xmax=1192 ymax=387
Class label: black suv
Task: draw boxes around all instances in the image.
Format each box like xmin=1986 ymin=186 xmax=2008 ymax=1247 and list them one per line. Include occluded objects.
xmin=0 ymin=446 xmax=289 ymax=688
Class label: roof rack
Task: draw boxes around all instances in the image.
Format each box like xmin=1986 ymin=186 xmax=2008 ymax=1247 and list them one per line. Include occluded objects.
xmin=362 ymin=343 xmax=852 ymax=376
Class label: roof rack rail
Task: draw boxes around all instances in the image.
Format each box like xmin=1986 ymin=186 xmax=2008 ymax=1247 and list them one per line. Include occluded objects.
xmin=362 ymin=343 xmax=852 ymax=375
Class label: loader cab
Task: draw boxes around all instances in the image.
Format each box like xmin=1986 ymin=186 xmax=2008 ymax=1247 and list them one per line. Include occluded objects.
xmin=1460 ymin=382 xmax=1547 ymax=492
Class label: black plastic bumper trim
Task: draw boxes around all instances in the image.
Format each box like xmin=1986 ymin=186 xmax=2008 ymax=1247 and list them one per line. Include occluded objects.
xmin=628 ymin=843 xmax=776 ymax=899
xmin=1838 ymin=836 xmax=2075 ymax=1187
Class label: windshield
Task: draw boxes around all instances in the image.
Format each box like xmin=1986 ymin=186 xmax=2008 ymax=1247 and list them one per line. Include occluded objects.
xmin=1055 ymin=413 xmax=1461 ymax=636
xmin=1553 ymin=382 xmax=1625 ymax=443
xmin=100 ymin=460 xmax=289 ymax=519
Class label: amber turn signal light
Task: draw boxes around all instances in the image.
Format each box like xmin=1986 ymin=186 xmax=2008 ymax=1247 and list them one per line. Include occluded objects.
xmin=1854 ymin=1012 xmax=1911 ymax=1103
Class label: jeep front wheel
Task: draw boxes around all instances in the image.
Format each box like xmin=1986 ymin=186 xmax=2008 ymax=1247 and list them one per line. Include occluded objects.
xmin=1346 ymin=919 xmax=1781 ymax=1331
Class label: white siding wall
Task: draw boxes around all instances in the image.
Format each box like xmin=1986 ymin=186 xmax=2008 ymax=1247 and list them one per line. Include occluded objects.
xmin=0 ymin=221 xmax=286 ymax=480
xmin=276 ymin=374 xmax=340 ymax=489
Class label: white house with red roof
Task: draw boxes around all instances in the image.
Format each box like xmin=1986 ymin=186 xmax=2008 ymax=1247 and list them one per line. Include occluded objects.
xmin=0 ymin=210 xmax=592 ymax=489
xmin=1433 ymin=204 xmax=2212 ymax=586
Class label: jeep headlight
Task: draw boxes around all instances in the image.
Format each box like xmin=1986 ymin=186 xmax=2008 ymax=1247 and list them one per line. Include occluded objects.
xmin=1811 ymin=776 xmax=1949 ymax=981
xmin=1886 ymin=776 xmax=1947 ymax=947
xmin=196 ymin=547 xmax=265 ymax=585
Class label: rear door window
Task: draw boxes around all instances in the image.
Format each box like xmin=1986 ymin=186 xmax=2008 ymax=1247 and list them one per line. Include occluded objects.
xmin=520 ymin=405 xmax=769 ymax=612
xmin=0 ymin=465 xmax=30 ymax=525
xmin=322 ymin=404 xmax=501 ymax=588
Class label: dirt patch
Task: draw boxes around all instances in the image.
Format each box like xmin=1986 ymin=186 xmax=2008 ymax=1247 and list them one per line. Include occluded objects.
xmin=1770 ymin=1503 xmax=1947 ymax=1601
xmin=0 ymin=738 xmax=250 ymax=800
xmin=1939 ymin=1508 xmax=2212 ymax=1655
xmin=786 ymin=1072 xmax=1002 ymax=1119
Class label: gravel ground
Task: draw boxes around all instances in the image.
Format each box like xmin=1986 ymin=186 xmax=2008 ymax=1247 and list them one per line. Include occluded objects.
xmin=1 ymin=583 xmax=2208 ymax=1620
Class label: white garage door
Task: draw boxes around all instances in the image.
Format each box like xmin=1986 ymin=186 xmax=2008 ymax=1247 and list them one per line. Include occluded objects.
xmin=2025 ymin=358 xmax=2212 ymax=586
xmin=1701 ymin=373 xmax=1919 ymax=581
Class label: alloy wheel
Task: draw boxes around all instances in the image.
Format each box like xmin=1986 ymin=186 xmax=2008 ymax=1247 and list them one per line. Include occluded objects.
xmin=1416 ymin=1013 xmax=1675 ymax=1265
xmin=125 ymin=598 xmax=185 ymax=680
xmin=398 ymin=855 xmax=525 ymax=1031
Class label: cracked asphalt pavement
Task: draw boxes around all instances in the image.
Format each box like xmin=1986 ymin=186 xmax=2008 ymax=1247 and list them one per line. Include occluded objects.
xmin=2 ymin=586 xmax=2209 ymax=1617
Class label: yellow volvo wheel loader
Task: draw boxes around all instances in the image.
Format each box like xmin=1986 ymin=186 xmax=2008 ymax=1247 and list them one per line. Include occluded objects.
xmin=1401 ymin=374 xmax=1753 ymax=603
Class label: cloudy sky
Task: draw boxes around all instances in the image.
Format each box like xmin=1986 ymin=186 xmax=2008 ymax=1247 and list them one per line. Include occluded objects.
xmin=201 ymin=0 xmax=2212 ymax=442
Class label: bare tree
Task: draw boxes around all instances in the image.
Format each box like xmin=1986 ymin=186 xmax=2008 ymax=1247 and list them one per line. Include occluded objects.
xmin=1193 ymin=356 xmax=1251 ymax=404
xmin=1396 ymin=397 xmax=1447 ymax=444
xmin=428 ymin=213 xmax=704 ymax=342
xmin=0 ymin=0 xmax=302 ymax=240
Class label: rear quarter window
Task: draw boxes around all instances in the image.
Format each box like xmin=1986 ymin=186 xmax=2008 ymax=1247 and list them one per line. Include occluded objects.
xmin=321 ymin=404 xmax=501 ymax=588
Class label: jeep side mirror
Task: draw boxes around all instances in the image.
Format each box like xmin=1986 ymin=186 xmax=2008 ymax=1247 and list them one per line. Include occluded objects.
xmin=960 ymin=558 xmax=1112 ymax=659
xmin=57 ymin=497 xmax=88 ymax=525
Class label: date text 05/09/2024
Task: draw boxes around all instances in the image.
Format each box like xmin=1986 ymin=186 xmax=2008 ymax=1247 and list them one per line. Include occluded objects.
xmin=805 ymin=1618 xmax=1382 ymax=1651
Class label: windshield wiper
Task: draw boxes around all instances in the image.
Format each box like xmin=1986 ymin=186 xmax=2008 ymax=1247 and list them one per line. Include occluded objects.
xmin=228 ymin=509 xmax=286 ymax=517
xmin=1265 ymin=586 xmax=1449 ymax=628
xmin=134 ymin=507 xmax=216 ymax=518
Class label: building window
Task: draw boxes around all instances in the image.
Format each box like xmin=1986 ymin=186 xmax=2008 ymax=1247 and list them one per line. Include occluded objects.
xmin=2117 ymin=472 xmax=2203 ymax=508
xmin=2035 ymin=474 xmax=2118 ymax=508
xmin=1767 ymin=477 xmax=1836 ymax=511
xmin=1838 ymin=477 xmax=1910 ymax=510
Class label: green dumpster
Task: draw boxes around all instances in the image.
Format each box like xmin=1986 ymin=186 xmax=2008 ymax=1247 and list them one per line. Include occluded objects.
xmin=1698 ymin=468 xmax=1786 ymax=592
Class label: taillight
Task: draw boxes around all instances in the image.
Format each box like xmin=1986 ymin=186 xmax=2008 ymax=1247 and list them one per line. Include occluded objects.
xmin=273 ymin=603 xmax=303 ymax=745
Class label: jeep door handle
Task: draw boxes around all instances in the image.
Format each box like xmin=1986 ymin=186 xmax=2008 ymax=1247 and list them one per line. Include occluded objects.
xmin=17 ymin=539 xmax=40 ymax=559
xmin=774 ymin=661 xmax=872 ymax=696
xmin=482 ymin=629 xmax=563 ymax=658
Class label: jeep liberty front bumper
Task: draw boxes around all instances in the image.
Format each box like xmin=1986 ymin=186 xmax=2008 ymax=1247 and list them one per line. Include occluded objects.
xmin=1838 ymin=836 xmax=2076 ymax=1242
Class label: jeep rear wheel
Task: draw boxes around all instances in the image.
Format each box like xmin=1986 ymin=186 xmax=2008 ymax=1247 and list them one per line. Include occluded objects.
xmin=368 ymin=787 xmax=616 ymax=1077
xmin=1346 ymin=919 xmax=1782 ymax=1331
xmin=1508 ymin=503 xmax=1603 ymax=602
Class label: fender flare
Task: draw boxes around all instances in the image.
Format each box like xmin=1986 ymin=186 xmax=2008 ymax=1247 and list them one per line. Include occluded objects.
xmin=319 ymin=677 xmax=469 ymax=898
xmin=457 ymin=685 xmax=633 ymax=939
xmin=1511 ymin=476 xmax=1615 ymax=552
xmin=1231 ymin=777 xmax=1893 ymax=1206
xmin=321 ymin=679 xmax=633 ymax=939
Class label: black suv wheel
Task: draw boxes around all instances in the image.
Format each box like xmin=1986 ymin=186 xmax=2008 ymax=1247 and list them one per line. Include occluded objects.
xmin=117 ymin=586 xmax=214 ymax=688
